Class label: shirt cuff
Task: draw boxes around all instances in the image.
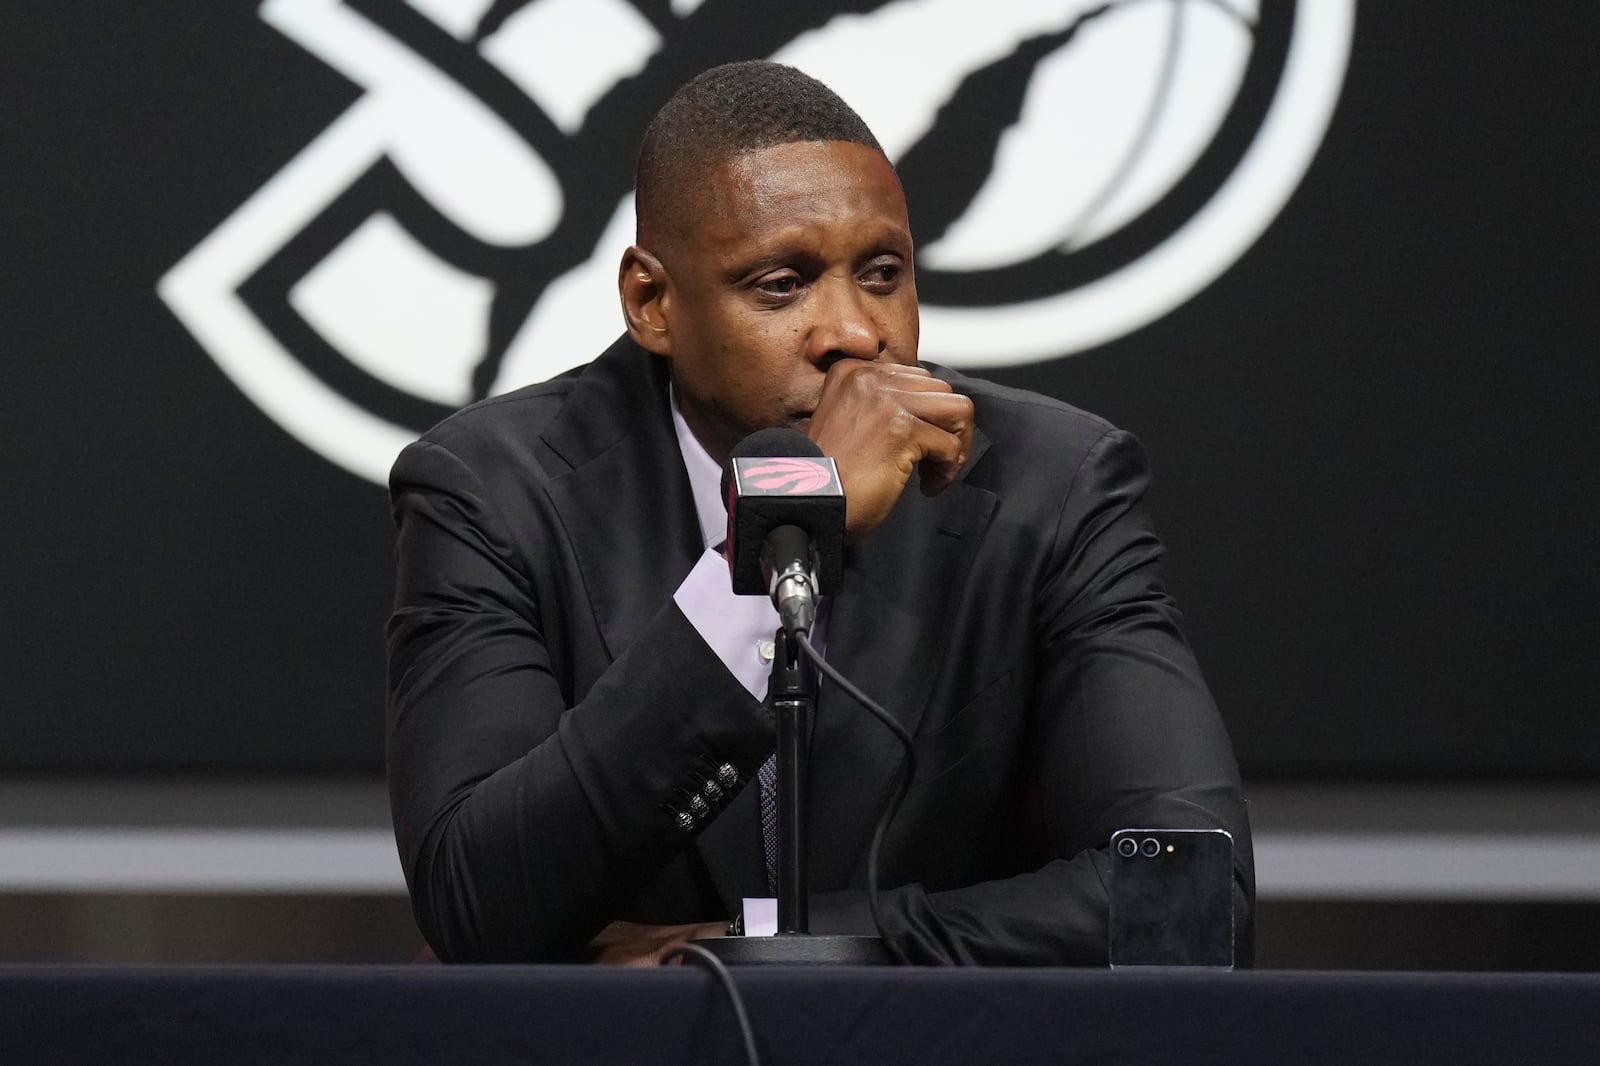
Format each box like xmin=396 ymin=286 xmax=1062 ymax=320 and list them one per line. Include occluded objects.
xmin=673 ymin=547 xmax=781 ymax=700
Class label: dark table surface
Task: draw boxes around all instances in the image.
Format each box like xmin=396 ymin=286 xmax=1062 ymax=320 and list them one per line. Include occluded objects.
xmin=6 ymin=964 xmax=1599 ymax=1066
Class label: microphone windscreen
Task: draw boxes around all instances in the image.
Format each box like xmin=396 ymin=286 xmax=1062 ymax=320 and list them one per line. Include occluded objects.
xmin=723 ymin=428 xmax=846 ymax=596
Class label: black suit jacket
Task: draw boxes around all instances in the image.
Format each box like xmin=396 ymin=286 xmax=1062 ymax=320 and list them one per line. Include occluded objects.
xmin=387 ymin=336 xmax=1252 ymax=964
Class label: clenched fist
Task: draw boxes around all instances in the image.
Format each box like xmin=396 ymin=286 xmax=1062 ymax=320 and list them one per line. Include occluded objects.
xmin=804 ymin=360 xmax=975 ymax=539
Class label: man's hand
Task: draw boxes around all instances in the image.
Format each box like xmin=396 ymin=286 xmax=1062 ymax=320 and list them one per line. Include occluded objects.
xmin=805 ymin=360 xmax=975 ymax=539
xmin=588 ymin=919 xmax=726 ymax=966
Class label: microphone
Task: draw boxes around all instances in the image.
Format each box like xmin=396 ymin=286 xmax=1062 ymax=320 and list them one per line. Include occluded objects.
xmin=722 ymin=428 xmax=845 ymax=634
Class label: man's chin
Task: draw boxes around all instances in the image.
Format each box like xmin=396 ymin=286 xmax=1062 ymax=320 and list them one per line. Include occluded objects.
xmin=767 ymin=413 xmax=812 ymax=435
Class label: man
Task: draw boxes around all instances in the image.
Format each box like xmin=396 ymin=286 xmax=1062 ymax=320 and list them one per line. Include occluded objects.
xmin=386 ymin=61 xmax=1252 ymax=966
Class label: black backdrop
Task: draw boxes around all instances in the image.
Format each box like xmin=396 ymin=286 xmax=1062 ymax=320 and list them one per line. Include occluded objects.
xmin=4 ymin=3 xmax=1595 ymax=776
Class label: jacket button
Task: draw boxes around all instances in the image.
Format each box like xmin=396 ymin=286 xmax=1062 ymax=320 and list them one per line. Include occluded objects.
xmin=673 ymin=810 xmax=695 ymax=833
xmin=701 ymin=778 xmax=723 ymax=803
xmin=688 ymin=794 xmax=709 ymax=817
xmin=717 ymin=763 xmax=739 ymax=788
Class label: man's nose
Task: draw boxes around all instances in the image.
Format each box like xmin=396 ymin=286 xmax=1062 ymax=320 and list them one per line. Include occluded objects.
xmin=808 ymin=278 xmax=883 ymax=364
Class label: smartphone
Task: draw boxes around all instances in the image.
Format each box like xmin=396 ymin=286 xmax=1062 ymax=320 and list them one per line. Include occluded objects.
xmin=1108 ymin=827 xmax=1234 ymax=969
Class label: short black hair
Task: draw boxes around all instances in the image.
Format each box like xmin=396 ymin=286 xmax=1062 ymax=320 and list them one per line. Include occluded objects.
xmin=634 ymin=61 xmax=885 ymax=252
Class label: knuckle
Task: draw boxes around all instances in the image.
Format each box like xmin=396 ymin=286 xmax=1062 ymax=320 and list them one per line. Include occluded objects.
xmin=887 ymin=408 xmax=917 ymax=437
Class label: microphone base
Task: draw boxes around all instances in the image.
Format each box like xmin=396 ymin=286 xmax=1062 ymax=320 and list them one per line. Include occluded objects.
xmin=696 ymin=934 xmax=892 ymax=966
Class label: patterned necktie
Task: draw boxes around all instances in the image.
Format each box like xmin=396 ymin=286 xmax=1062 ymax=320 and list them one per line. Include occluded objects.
xmin=758 ymin=753 xmax=779 ymax=893
xmin=718 ymin=532 xmax=780 ymax=894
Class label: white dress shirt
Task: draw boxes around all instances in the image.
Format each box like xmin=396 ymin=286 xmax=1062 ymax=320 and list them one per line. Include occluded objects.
xmin=668 ymin=392 xmax=785 ymax=700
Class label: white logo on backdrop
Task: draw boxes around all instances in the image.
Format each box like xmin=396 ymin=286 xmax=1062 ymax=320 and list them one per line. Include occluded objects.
xmin=160 ymin=0 xmax=1353 ymax=483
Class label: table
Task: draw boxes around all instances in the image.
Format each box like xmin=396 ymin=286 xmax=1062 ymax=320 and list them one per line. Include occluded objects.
xmin=6 ymin=965 xmax=1599 ymax=1065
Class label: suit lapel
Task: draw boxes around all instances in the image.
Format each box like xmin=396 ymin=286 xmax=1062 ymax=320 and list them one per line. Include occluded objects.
xmin=540 ymin=338 xmax=768 ymax=909
xmin=807 ymin=433 xmax=996 ymax=891
xmin=540 ymin=338 xmax=703 ymax=661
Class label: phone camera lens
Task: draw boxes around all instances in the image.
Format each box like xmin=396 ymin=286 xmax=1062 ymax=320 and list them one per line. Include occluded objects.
xmin=1140 ymin=837 xmax=1161 ymax=857
xmin=1116 ymin=837 xmax=1138 ymax=858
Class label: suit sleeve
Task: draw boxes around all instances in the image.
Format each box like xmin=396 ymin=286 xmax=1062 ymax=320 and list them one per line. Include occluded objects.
xmin=808 ymin=428 xmax=1254 ymax=965
xmin=386 ymin=438 xmax=773 ymax=962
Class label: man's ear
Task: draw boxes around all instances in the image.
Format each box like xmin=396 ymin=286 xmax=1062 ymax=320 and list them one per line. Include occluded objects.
xmin=619 ymin=245 xmax=672 ymax=356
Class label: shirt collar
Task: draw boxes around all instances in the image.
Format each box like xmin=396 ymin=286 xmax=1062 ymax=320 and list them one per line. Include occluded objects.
xmin=670 ymin=387 xmax=727 ymax=551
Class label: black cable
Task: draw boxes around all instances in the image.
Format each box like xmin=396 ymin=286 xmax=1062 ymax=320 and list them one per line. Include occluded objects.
xmin=793 ymin=631 xmax=917 ymax=966
xmin=662 ymin=941 xmax=762 ymax=1066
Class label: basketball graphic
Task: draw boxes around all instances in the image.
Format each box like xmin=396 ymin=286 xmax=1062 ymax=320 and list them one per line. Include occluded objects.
xmin=160 ymin=0 xmax=1354 ymax=483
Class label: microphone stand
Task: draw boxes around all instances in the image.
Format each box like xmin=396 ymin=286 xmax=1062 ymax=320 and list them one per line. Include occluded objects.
xmin=698 ymin=626 xmax=890 ymax=965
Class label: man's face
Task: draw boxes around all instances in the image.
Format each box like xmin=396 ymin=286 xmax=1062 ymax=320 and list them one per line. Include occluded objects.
xmin=654 ymin=140 xmax=918 ymax=465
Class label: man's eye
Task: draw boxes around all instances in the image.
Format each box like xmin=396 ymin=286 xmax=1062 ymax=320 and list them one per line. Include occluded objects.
xmin=757 ymin=275 xmax=800 ymax=296
xmin=862 ymin=262 xmax=902 ymax=287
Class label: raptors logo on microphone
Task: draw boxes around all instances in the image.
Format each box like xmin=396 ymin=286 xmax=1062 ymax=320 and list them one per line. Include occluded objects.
xmin=740 ymin=458 xmax=839 ymax=496
xmin=159 ymin=0 xmax=1354 ymax=484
